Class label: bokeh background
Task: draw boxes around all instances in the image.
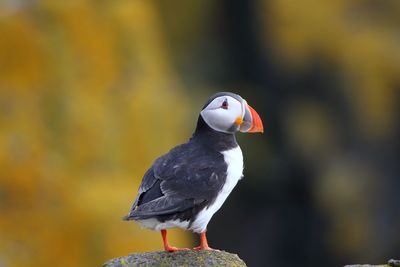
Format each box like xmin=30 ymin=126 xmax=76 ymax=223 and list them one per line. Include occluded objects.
xmin=0 ymin=1 xmax=399 ymax=266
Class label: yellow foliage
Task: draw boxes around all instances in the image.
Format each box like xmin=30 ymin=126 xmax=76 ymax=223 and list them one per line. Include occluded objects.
xmin=261 ymin=0 xmax=400 ymax=138
xmin=0 ymin=1 xmax=190 ymax=266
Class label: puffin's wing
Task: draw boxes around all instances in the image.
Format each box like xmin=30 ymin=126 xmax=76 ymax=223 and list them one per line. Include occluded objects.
xmin=155 ymin=143 xmax=227 ymax=200
xmin=125 ymin=196 xmax=195 ymax=219
xmin=124 ymin=142 xmax=227 ymax=220
xmin=124 ymin=167 xmax=159 ymax=217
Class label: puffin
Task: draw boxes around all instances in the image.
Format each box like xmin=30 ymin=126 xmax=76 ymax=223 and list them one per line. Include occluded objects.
xmin=124 ymin=92 xmax=263 ymax=252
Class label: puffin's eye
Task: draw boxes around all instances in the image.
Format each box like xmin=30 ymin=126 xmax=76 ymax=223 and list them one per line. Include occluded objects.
xmin=221 ymin=99 xmax=228 ymax=109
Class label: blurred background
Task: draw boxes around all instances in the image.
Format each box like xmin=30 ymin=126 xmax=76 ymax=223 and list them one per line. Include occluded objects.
xmin=0 ymin=0 xmax=399 ymax=266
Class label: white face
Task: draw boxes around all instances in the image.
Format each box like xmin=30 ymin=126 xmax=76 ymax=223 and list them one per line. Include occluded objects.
xmin=200 ymin=95 xmax=245 ymax=133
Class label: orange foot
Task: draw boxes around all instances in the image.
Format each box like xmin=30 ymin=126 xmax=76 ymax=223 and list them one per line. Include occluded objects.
xmin=192 ymin=245 xmax=213 ymax=250
xmin=161 ymin=230 xmax=190 ymax=252
xmin=192 ymin=232 xmax=219 ymax=251
xmin=165 ymin=245 xmax=190 ymax=252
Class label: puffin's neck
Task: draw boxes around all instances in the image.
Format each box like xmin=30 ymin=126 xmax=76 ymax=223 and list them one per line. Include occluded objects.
xmin=191 ymin=115 xmax=238 ymax=151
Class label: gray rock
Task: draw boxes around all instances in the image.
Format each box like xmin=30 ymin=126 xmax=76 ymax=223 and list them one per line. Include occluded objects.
xmin=103 ymin=250 xmax=247 ymax=267
xmin=344 ymin=259 xmax=400 ymax=267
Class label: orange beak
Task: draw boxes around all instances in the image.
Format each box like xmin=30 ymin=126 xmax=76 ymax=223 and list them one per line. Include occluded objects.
xmin=239 ymin=102 xmax=264 ymax=133
xmin=246 ymin=104 xmax=264 ymax=133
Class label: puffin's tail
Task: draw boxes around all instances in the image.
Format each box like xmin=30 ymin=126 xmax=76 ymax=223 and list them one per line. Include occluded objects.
xmin=122 ymin=209 xmax=142 ymax=221
xmin=122 ymin=214 xmax=133 ymax=221
xmin=123 ymin=197 xmax=141 ymax=221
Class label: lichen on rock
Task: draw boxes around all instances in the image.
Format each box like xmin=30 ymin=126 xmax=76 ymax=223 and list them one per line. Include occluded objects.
xmin=344 ymin=259 xmax=400 ymax=267
xmin=103 ymin=250 xmax=247 ymax=267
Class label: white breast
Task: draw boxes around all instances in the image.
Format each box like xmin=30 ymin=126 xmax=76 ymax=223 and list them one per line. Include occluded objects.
xmin=190 ymin=146 xmax=243 ymax=233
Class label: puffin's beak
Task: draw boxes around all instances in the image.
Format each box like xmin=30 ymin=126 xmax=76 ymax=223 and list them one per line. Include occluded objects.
xmin=239 ymin=101 xmax=264 ymax=133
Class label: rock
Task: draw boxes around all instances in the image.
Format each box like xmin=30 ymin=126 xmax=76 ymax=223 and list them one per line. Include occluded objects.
xmin=103 ymin=250 xmax=247 ymax=267
xmin=344 ymin=265 xmax=389 ymax=267
xmin=344 ymin=259 xmax=400 ymax=267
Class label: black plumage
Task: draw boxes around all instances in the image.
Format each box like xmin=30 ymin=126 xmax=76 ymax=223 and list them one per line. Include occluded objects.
xmin=123 ymin=115 xmax=238 ymax=225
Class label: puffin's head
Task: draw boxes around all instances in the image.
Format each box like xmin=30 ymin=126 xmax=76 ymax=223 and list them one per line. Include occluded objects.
xmin=200 ymin=92 xmax=263 ymax=134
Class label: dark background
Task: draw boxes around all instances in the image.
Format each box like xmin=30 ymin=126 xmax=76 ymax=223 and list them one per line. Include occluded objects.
xmin=163 ymin=1 xmax=400 ymax=266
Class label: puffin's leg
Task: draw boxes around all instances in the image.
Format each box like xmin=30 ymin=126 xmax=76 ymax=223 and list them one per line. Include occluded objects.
xmin=161 ymin=229 xmax=189 ymax=252
xmin=193 ymin=231 xmax=213 ymax=250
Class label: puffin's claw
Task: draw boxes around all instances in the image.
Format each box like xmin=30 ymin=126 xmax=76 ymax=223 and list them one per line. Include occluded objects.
xmin=192 ymin=245 xmax=217 ymax=251
xmin=165 ymin=246 xmax=190 ymax=252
